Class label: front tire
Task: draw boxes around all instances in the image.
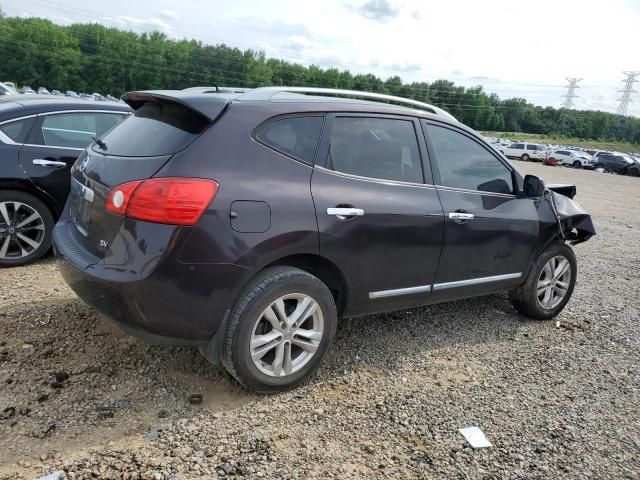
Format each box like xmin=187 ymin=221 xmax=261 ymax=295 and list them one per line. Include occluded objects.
xmin=0 ymin=190 xmax=54 ymax=267
xmin=509 ymin=243 xmax=577 ymax=319
xmin=221 ymin=267 xmax=337 ymax=393
xmin=572 ymin=160 xmax=582 ymax=168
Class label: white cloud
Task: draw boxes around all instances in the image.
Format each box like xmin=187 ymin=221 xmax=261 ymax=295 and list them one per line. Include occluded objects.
xmin=158 ymin=9 xmax=179 ymax=20
xmin=286 ymin=35 xmax=313 ymax=52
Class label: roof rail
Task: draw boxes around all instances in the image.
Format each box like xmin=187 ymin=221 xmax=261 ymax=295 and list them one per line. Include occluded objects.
xmin=183 ymin=86 xmax=252 ymax=93
xmin=237 ymin=86 xmax=457 ymax=122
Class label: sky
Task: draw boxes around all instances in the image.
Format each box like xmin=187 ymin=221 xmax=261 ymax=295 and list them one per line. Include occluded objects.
xmin=2 ymin=0 xmax=640 ymax=117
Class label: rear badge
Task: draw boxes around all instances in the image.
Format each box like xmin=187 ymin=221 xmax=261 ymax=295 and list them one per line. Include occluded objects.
xmin=99 ymin=240 xmax=109 ymax=249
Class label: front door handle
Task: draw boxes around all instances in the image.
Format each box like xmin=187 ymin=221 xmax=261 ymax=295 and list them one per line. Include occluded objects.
xmin=327 ymin=207 xmax=365 ymax=220
xmin=448 ymin=212 xmax=474 ymax=223
xmin=33 ymin=159 xmax=67 ymax=168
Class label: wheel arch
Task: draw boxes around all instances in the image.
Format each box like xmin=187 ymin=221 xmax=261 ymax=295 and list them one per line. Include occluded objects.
xmin=262 ymin=253 xmax=349 ymax=317
xmin=0 ymin=179 xmax=60 ymax=219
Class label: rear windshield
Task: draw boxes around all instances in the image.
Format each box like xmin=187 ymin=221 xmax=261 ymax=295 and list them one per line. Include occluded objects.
xmin=96 ymin=100 xmax=210 ymax=157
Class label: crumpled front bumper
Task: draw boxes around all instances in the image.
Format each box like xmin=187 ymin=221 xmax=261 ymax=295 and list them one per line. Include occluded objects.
xmin=549 ymin=190 xmax=596 ymax=245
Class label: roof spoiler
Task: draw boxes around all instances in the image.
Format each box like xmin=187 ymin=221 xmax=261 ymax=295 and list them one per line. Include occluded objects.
xmin=122 ymin=90 xmax=232 ymax=122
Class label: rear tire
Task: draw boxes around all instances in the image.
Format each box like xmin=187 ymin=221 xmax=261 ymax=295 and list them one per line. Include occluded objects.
xmin=509 ymin=243 xmax=577 ymax=320
xmin=221 ymin=267 xmax=337 ymax=393
xmin=0 ymin=190 xmax=54 ymax=267
xmin=521 ymin=154 xmax=530 ymax=161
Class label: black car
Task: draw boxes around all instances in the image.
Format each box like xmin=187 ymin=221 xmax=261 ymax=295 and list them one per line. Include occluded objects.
xmin=0 ymin=95 xmax=130 ymax=266
xmin=54 ymin=87 xmax=595 ymax=392
xmin=593 ymin=153 xmax=635 ymax=174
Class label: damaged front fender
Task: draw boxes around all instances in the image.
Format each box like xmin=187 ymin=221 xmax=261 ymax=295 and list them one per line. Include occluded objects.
xmin=548 ymin=190 xmax=596 ymax=245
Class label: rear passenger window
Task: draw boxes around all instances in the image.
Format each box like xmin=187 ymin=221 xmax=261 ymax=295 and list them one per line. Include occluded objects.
xmin=0 ymin=117 xmax=35 ymax=143
xmin=255 ymin=116 xmax=323 ymax=164
xmin=428 ymin=124 xmax=513 ymax=195
xmin=512 ymin=143 xmax=524 ymax=149
xmin=328 ymin=117 xmax=423 ymax=183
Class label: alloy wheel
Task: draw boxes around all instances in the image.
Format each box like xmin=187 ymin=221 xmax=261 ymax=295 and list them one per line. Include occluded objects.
xmin=537 ymin=255 xmax=571 ymax=309
xmin=0 ymin=201 xmax=46 ymax=260
xmin=250 ymin=293 xmax=324 ymax=377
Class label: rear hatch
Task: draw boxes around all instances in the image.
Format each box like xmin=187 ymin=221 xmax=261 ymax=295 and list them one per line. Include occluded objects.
xmin=68 ymin=93 xmax=227 ymax=260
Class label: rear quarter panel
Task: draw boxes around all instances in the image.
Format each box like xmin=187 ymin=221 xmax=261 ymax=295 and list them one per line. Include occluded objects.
xmin=156 ymin=102 xmax=320 ymax=271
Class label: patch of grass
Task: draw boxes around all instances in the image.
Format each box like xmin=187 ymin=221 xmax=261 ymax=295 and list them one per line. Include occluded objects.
xmin=481 ymin=131 xmax=639 ymax=153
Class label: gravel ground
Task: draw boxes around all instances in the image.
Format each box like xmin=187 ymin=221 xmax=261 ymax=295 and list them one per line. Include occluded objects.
xmin=1 ymin=161 xmax=639 ymax=479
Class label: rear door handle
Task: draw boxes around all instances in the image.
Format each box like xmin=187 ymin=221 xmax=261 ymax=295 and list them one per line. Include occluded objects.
xmin=33 ymin=159 xmax=67 ymax=168
xmin=448 ymin=212 xmax=474 ymax=223
xmin=327 ymin=207 xmax=365 ymax=219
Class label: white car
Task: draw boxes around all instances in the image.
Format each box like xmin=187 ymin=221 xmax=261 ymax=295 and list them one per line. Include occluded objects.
xmin=0 ymin=82 xmax=17 ymax=95
xmin=551 ymin=149 xmax=594 ymax=169
xmin=499 ymin=142 xmax=548 ymax=162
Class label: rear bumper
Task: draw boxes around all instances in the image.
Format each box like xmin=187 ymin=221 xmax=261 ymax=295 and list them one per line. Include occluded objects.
xmin=53 ymin=219 xmax=251 ymax=345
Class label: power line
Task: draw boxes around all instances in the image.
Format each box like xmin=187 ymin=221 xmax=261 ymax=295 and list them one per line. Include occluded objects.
xmin=616 ymin=71 xmax=640 ymax=116
xmin=561 ymin=78 xmax=582 ymax=109
xmin=9 ymin=0 xmax=612 ymax=90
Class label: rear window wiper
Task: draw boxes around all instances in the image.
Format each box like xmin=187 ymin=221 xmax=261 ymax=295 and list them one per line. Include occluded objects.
xmin=92 ymin=136 xmax=108 ymax=151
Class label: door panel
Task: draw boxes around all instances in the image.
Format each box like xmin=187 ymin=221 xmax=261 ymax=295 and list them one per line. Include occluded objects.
xmin=423 ymin=121 xmax=540 ymax=300
xmin=432 ymin=187 xmax=539 ymax=300
xmin=18 ymin=145 xmax=82 ymax=212
xmin=312 ymin=167 xmax=444 ymax=314
xmin=311 ymin=114 xmax=444 ymax=315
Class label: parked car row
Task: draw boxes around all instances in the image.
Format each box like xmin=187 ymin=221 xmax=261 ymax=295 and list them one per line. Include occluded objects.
xmin=484 ymin=136 xmax=640 ymax=177
xmin=1 ymin=81 xmax=123 ymax=103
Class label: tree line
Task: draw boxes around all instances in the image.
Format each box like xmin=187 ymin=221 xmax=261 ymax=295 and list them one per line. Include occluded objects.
xmin=0 ymin=16 xmax=638 ymax=144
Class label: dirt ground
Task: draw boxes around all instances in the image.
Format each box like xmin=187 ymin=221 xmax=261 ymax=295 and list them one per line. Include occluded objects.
xmin=1 ymin=161 xmax=639 ymax=479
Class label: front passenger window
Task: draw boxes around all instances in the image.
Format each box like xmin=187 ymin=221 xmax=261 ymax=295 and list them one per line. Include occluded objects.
xmin=328 ymin=116 xmax=423 ymax=183
xmin=428 ymin=124 xmax=513 ymax=195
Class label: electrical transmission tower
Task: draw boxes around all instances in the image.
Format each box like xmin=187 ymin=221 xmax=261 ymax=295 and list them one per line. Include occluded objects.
xmin=561 ymin=78 xmax=582 ymax=108
xmin=616 ymin=71 xmax=640 ymax=116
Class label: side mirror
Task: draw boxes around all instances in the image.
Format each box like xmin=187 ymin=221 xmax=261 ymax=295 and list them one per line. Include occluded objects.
xmin=522 ymin=175 xmax=545 ymax=198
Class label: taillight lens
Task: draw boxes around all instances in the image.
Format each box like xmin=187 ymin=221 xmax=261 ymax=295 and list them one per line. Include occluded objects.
xmin=106 ymin=180 xmax=143 ymax=216
xmin=106 ymin=178 xmax=218 ymax=225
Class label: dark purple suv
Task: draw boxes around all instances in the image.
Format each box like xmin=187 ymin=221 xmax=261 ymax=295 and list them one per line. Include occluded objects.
xmin=54 ymin=87 xmax=595 ymax=392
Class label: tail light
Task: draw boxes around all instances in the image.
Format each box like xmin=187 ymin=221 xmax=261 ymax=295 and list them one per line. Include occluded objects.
xmin=106 ymin=178 xmax=219 ymax=225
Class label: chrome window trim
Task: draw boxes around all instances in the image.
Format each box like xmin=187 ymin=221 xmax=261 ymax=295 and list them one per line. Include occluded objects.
xmin=315 ymin=165 xmax=436 ymax=190
xmin=24 ymin=143 xmax=85 ymax=152
xmin=37 ymin=109 xmax=132 ymax=116
xmin=435 ymin=185 xmax=517 ymax=199
xmin=369 ymin=284 xmax=432 ymax=299
xmin=432 ymin=272 xmax=522 ymax=291
xmin=0 ymin=114 xmax=37 ymax=126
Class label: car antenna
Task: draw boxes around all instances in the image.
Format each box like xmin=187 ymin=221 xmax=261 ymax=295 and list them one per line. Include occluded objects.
xmin=93 ymin=136 xmax=107 ymax=151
